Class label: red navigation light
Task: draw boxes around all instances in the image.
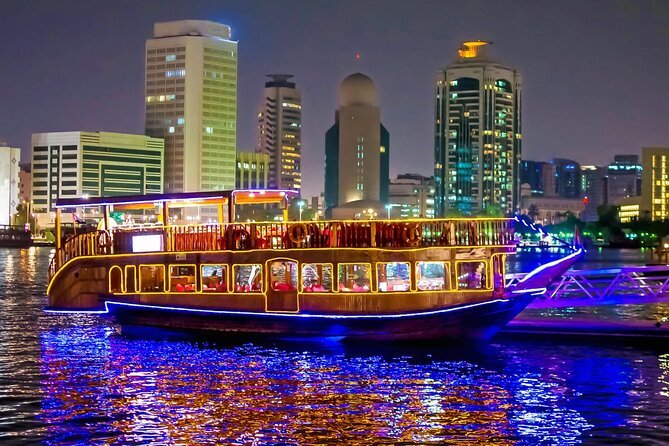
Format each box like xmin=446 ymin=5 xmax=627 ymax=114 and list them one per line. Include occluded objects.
xmin=583 ymin=197 xmax=589 ymax=205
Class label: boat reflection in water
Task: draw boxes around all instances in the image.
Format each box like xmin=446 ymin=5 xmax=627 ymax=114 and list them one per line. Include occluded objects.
xmin=37 ymin=319 xmax=607 ymax=444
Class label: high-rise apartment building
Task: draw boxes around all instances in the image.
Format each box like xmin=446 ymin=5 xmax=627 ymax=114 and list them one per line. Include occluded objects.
xmin=324 ymin=73 xmax=389 ymax=218
xmin=145 ymin=20 xmax=237 ymax=193
xmin=256 ymin=75 xmax=302 ymax=192
xmin=0 ymin=145 xmax=21 ymax=226
xmin=434 ymin=41 xmax=522 ymax=216
xmin=642 ymin=147 xmax=669 ymax=220
xmin=31 ymin=131 xmax=164 ymax=226
xmin=236 ymin=150 xmax=269 ymax=189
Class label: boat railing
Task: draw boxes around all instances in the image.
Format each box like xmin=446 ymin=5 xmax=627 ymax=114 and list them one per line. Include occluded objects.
xmin=48 ymin=218 xmax=514 ymax=281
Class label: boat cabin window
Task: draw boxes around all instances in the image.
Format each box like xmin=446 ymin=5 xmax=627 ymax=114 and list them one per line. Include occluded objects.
xmin=492 ymin=255 xmax=505 ymax=290
xmin=338 ymin=263 xmax=371 ymax=292
xmin=109 ymin=266 xmax=123 ymax=293
xmin=457 ymin=261 xmax=488 ymax=290
xmin=125 ymin=265 xmax=136 ymax=293
xmin=234 ymin=264 xmax=262 ymax=293
xmin=269 ymin=260 xmax=298 ymax=291
xmin=202 ymin=264 xmax=227 ymax=292
xmin=301 ymin=263 xmax=332 ymax=292
xmin=377 ymin=262 xmax=410 ymax=292
xmin=416 ymin=261 xmax=448 ymax=291
xmin=170 ymin=265 xmax=196 ymax=292
xmin=139 ymin=265 xmax=165 ymax=292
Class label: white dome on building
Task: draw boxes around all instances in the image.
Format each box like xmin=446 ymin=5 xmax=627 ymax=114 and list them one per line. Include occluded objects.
xmin=340 ymin=73 xmax=377 ymax=106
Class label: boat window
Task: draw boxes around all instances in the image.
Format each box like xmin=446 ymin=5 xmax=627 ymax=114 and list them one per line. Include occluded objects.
xmin=202 ymin=264 xmax=227 ymax=292
xmin=125 ymin=265 xmax=136 ymax=293
xmin=457 ymin=261 xmax=488 ymax=290
xmin=492 ymin=255 xmax=505 ymax=290
xmin=109 ymin=266 xmax=123 ymax=293
xmin=170 ymin=265 xmax=196 ymax=292
xmin=416 ymin=261 xmax=448 ymax=291
xmin=377 ymin=262 xmax=411 ymax=292
xmin=139 ymin=265 xmax=165 ymax=292
xmin=338 ymin=263 xmax=371 ymax=292
xmin=301 ymin=263 xmax=333 ymax=292
xmin=269 ymin=260 xmax=298 ymax=291
xmin=234 ymin=264 xmax=262 ymax=293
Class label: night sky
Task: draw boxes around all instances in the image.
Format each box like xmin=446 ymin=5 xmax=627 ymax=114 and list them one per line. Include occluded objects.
xmin=2 ymin=0 xmax=669 ymax=197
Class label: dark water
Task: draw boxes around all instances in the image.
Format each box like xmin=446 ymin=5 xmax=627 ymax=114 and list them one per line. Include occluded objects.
xmin=2 ymin=248 xmax=669 ymax=444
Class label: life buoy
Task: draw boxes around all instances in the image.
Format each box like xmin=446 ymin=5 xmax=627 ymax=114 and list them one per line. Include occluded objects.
xmin=288 ymin=223 xmax=308 ymax=245
xmin=402 ymin=223 xmax=421 ymax=247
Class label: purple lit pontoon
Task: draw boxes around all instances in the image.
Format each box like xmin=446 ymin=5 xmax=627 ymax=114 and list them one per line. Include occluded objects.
xmin=45 ymin=190 xmax=583 ymax=341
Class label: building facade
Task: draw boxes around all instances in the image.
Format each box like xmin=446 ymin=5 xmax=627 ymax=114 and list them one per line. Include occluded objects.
xmin=0 ymin=146 xmax=21 ymax=226
xmin=19 ymin=163 xmax=32 ymax=203
xmin=145 ymin=20 xmax=237 ymax=193
xmin=256 ymin=74 xmax=301 ymax=192
xmin=236 ymin=150 xmax=269 ymax=189
xmin=642 ymin=147 xmax=669 ymax=221
xmin=388 ymin=174 xmax=435 ymax=219
xmin=324 ymin=73 xmax=389 ymax=218
xmin=549 ymin=158 xmax=581 ymax=198
xmin=580 ymin=165 xmax=607 ymax=222
xmin=616 ymin=196 xmax=642 ymax=223
xmin=520 ymin=160 xmax=545 ymax=196
xmin=606 ymin=154 xmax=642 ymax=203
xmin=434 ymin=41 xmax=522 ymax=216
xmin=520 ymin=196 xmax=585 ymax=225
xmin=31 ymin=132 xmax=164 ymax=226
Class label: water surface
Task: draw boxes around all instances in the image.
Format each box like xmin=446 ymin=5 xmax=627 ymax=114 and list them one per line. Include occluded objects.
xmin=1 ymin=248 xmax=668 ymax=445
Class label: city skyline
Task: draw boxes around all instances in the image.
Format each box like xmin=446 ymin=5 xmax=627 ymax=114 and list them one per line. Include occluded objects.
xmin=2 ymin=1 xmax=669 ymax=197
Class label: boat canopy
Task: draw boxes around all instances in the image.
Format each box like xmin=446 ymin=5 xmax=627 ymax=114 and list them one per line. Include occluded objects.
xmin=53 ymin=189 xmax=299 ymax=210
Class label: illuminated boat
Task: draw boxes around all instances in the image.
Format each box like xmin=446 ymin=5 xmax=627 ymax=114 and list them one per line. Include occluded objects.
xmin=45 ymin=190 xmax=583 ymax=341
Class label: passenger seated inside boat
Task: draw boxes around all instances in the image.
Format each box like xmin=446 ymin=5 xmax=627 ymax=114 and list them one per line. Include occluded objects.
xmin=234 ymin=264 xmax=262 ymax=292
xmin=338 ymin=264 xmax=371 ymax=292
xmin=301 ymin=263 xmax=332 ymax=292
xmin=202 ymin=266 xmax=227 ymax=292
xmin=270 ymin=260 xmax=297 ymax=291
xmin=170 ymin=265 xmax=196 ymax=292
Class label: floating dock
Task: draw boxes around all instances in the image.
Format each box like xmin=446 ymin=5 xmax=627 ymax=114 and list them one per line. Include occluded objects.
xmin=501 ymin=317 xmax=669 ymax=343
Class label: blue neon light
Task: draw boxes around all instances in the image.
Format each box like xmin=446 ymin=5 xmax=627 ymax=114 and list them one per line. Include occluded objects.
xmin=45 ymin=298 xmax=512 ymax=320
xmin=511 ymin=287 xmax=547 ymax=295
xmin=518 ymin=248 xmax=583 ymax=284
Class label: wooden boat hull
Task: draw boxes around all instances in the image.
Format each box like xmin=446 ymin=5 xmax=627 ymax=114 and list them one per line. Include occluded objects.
xmin=103 ymin=294 xmax=535 ymax=341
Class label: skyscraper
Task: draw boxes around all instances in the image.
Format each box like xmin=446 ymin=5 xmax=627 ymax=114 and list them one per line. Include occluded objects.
xmin=324 ymin=73 xmax=389 ymax=218
xmin=256 ymin=75 xmax=302 ymax=192
xmin=145 ymin=20 xmax=237 ymax=194
xmin=434 ymin=41 xmax=522 ymax=216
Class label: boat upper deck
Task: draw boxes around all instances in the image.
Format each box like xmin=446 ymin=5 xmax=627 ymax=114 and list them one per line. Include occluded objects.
xmin=46 ymin=190 xmax=516 ymax=280
xmin=48 ymin=218 xmax=515 ymax=280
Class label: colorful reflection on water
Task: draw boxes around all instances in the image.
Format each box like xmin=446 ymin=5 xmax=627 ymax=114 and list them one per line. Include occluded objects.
xmin=1 ymin=248 xmax=669 ymax=444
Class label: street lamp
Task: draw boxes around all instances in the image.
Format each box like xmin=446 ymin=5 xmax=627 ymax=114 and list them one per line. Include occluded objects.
xmin=298 ymin=200 xmax=305 ymax=221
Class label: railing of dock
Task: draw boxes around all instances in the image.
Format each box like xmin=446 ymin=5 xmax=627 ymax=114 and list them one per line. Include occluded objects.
xmin=506 ymin=265 xmax=669 ymax=303
xmin=48 ymin=218 xmax=514 ymax=281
